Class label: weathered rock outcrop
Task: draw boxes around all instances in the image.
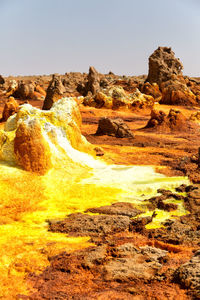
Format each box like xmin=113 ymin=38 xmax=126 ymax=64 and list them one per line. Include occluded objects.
xmin=160 ymin=76 xmax=197 ymax=106
xmin=0 ymin=75 xmax=5 ymax=85
xmin=42 ymin=74 xmax=65 ymax=110
xmin=2 ymin=97 xmax=19 ymax=121
xmin=0 ymin=97 xmax=94 ymax=174
xmin=146 ymin=46 xmax=183 ymax=84
xmin=109 ymin=86 xmax=130 ymax=109
xmin=6 ymin=80 xmax=18 ymax=97
xmin=95 ymin=117 xmax=134 ymax=138
xmin=14 ymin=119 xmax=52 ymax=175
xmin=130 ymin=88 xmax=154 ymax=110
xmin=83 ymin=86 xmax=155 ymax=110
xmin=174 ymin=250 xmax=200 ymax=299
xmin=140 ymin=82 xmax=162 ymax=102
xmin=13 ymin=81 xmax=35 ymax=99
xmin=86 ymin=202 xmax=142 ymax=217
xmin=186 ymin=77 xmax=200 ymax=104
xmin=103 ymin=245 xmax=167 ymax=282
xmin=84 ymin=66 xmax=100 ymax=95
xmin=49 ymin=212 xmax=131 ymax=236
xmin=145 ymin=108 xmax=188 ymax=132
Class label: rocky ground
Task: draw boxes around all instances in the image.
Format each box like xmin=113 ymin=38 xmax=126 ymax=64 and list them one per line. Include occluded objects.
xmin=1 ymin=46 xmax=200 ymax=299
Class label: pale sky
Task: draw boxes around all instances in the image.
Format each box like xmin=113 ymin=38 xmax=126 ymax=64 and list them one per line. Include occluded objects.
xmin=0 ymin=0 xmax=200 ymax=76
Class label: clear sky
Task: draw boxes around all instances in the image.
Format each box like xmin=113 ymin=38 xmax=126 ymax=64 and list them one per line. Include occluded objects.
xmin=0 ymin=0 xmax=200 ymax=76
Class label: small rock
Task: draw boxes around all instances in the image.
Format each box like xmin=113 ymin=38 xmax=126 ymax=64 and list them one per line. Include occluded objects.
xmin=2 ymin=97 xmax=19 ymax=121
xmin=95 ymin=117 xmax=134 ymax=138
xmin=174 ymin=250 xmax=200 ymax=299
xmin=42 ymin=74 xmax=65 ymax=110
xmin=0 ymin=75 xmax=5 ymax=85
xmin=86 ymin=202 xmax=142 ymax=218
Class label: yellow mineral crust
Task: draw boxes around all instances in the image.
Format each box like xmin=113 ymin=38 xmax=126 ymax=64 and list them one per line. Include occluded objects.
xmin=0 ymin=97 xmax=95 ymax=174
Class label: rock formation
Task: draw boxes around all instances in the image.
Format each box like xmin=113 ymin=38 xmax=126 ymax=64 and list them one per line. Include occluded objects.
xmin=13 ymin=81 xmax=35 ymax=99
xmin=84 ymin=66 xmax=100 ymax=95
xmin=83 ymin=86 xmax=155 ymax=110
xmin=14 ymin=119 xmax=52 ymax=175
xmin=0 ymin=75 xmax=5 ymax=85
xmin=130 ymin=88 xmax=154 ymax=110
xmin=186 ymin=77 xmax=200 ymax=104
xmin=0 ymin=97 xmax=94 ymax=174
xmin=95 ymin=117 xmax=134 ymax=138
xmin=42 ymin=74 xmax=65 ymax=110
xmin=110 ymin=86 xmax=132 ymax=109
xmin=6 ymin=80 xmax=18 ymax=97
xmin=2 ymin=97 xmax=19 ymax=121
xmin=146 ymin=46 xmax=183 ymax=84
xmin=160 ymin=76 xmax=197 ymax=106
xmin=145 ymin=108 xmax=188 ymax=132
xmin=174 ymin=250 xmax=200 ymax=299
xmin=140 ymin=82 xmax=162 ymax=102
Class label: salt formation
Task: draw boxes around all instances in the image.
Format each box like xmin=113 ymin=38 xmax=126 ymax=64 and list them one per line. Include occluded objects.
xmin=0 ymin=97 xmax=95 ymax=174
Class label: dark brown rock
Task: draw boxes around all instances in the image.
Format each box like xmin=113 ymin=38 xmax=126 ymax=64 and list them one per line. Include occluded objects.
xmin=86 ymin=202 xmax=142 ymax=217
xmin=13 ymin=81 xmax=35 ymax=99
xmin=42 ymin=74 xmax=65 ymax=110
xmin=103 ymin=245 xmax=167 ymax=282
xmin=48 ymin=213 xmax=131 ymax=237
xmin=85 ymin=66 xmax=100 ymax=95
xmin=145 ymin=108 xmax=189 ymax=133
xmin=0 ymin=75 xmax=5 ymax=85
xmin=174 ymin=250 xmax=200 ymax=299
xmin=95 ymin=117 xmax=134 ymax=138
xmin=151 ymin=218 xmax=200 ymax=246
xmin=146 ymin=46 xmax=183 ymax=85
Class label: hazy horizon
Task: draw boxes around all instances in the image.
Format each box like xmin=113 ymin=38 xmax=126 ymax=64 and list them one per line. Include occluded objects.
xmin=1 ymin=0 xmax=200 ymax=77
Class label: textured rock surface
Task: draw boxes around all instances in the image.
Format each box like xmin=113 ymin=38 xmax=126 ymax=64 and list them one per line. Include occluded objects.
xmin=145 ymin=108 xmax=188 ymax=132
xmin=14 ymin=119 xmax=52 ymax=175
xmin=28 ymin=242 xmax=168 ymax=299
xmin=0 ymin=75 xmax=5 ymax=85
xmin=95 ymin=117 xmax=134 ymax=138
xmin=48 ymin=213 xmax=131 ymax=236
xmin=86 ymin=202 xmax=142 ymax=217
xmin=140 ymin=82 xmax=162 ymax=102
xmin=103 ymin=245 xmax=167 ymax=281
xmin=109 ymin=86 xmax=131 ymax=109
xmin=42 ymin=74 xmax=65 ymax=110
xmin=160 ymin=77 xmax=197 ymax=106
xmin=2 ymin=97 xmax=19 ymax=121
xmin=0 ymin=97 xmax=94 ymax=173
xmin=13 ymin=81 xmax=35 ymax=99
xmin=130 ymin=88 xmax=154 ymax=109
xmin=83 ymin=86 xmax=155 ymax=110
xmin=85 ymin=66 xmax=100 ymax=95
xmin=6 ymin=79 xmax=18 ymax=97
xmin=175 ymin=250 xmax=200 ymax=299
xmin=146 ymin=46 xmax=183 ymax=84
